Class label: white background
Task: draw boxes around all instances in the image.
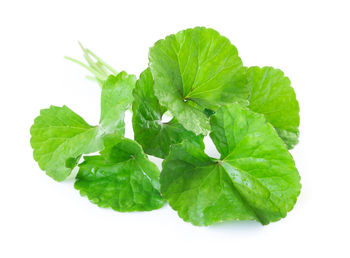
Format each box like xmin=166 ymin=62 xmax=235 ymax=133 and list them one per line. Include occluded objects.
xmin=1 ymin=0 xmax=349 ymax=257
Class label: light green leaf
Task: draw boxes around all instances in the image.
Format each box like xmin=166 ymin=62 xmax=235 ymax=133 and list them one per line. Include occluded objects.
xmin=161 ymin=103 xmax=301 ymax=225
xmin=30 ymin=72 xmax=136 ymax=181
xmin=149 ymin=27 xmax=248 ymax=135
xmin=132 ymin=68 xmax=204 ymax=158
xmin=246 ymin=66 xmax=300 ymax=149
xmin=75 ymin=138 xmax=164 ymax=211
xmin=30 ymin=105 xmax=104 ymax=181
xmin=100 ymin=72 xmax=136 ymax=135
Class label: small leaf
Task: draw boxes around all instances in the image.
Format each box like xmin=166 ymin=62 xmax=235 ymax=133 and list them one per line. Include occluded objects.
xmin=246 ymin=66 xmax=300 ymax=149
xmin=75 ymin=138 xmax=164 ymax=211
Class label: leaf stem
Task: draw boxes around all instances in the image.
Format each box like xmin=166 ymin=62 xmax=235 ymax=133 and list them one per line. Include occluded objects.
xmin=65 ymin=42 xmax=118 ymax=86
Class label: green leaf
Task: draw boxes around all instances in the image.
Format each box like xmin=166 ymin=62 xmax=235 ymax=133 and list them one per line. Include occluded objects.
xmin=100 ymin=72 xmax=136 ymax=135
xmin=75 ymin=138 xmax=164 ymax=211
xmin=160 ymin=103 xmax=301 ymax=225
xmin=246 ymin=67 xmax=300 ymax=149
xmin=132 ymin=68 xmax=204 ymax=158
xmin=149 ymin=27 xmax=248 ymax=135
xmin=30 ymin=72 xmax=136 ymax=181
xmin=30 ymin=105 xmax=104 ymax=181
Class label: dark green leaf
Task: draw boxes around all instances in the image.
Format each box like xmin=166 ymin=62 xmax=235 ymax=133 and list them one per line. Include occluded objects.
xmin=75 ymin=138 xmax=164 ymax=211
xmin=132 ymin=68 xmax=204 ymax=158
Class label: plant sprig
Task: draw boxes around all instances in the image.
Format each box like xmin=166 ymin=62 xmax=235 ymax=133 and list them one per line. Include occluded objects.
xmin=31 ymin=27 xmax=301 ymax=226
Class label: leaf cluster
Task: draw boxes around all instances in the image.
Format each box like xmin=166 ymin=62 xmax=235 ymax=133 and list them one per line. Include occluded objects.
xmin=31 ymin=27 xmax=301 ymax=226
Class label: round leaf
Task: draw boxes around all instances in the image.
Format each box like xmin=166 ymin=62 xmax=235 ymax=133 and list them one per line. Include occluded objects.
xmin=149 ymin=27 xmax=248 ymax=135
xmin=161 ymin=103 xmax=301 ymax=225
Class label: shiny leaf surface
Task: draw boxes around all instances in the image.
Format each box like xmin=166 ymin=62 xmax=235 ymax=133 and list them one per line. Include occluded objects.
xmin=75 ymin=137 xmax=164 ymax=211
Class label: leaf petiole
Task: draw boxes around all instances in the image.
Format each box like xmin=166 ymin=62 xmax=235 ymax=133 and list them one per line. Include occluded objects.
xmin=65 ymin=42 xmax=118 ymax=86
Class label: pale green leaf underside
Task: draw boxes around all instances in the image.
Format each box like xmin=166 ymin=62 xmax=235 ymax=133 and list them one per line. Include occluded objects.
xmin=149 ymin=27 xmax=248 ymax=135
xmin=161 ymin=103 xmax=301 ymax=225
xmin=75 ymin=138 xmax=164 ymax=211
xmin=132 ymin=68 xmax=204 ymax=158
xmin=246 ymin=66 xmax=300 ymax=149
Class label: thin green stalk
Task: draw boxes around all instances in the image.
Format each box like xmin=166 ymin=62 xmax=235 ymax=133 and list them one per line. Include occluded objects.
xmin=65 ymin=42 xmax=118 ymax=86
